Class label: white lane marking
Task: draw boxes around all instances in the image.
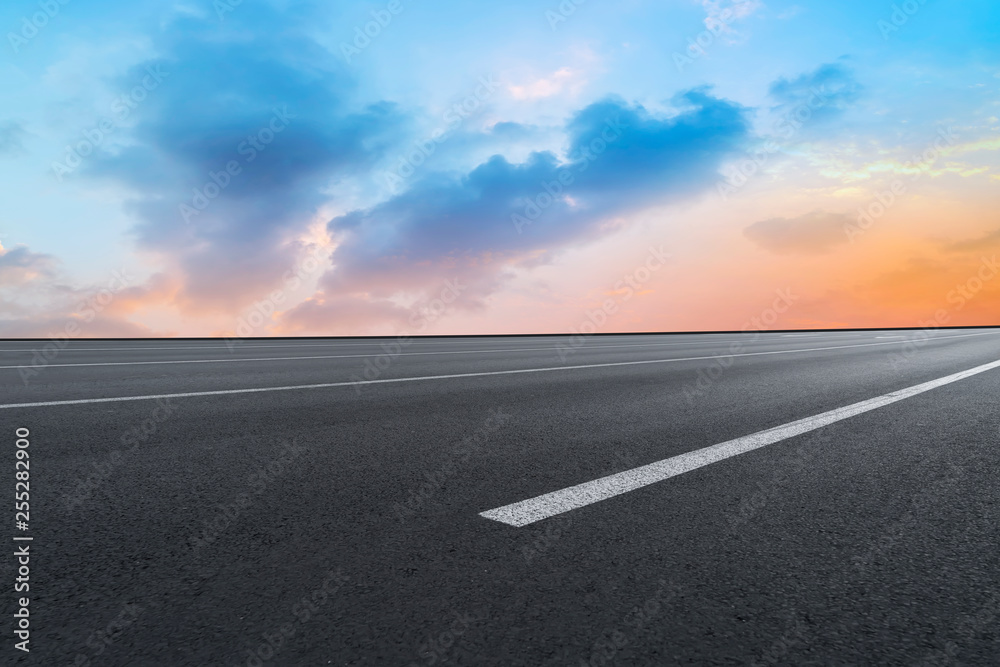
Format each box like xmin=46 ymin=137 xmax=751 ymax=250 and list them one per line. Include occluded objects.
xmin=480 ymin=356 xmax=1000 ymax=527
xmin=0 ymin=330 xmax=972 ymax=354
xmin=1 ymin=331 xmax=996 ymax=409
xmin=0 ymin=334 xmax=932 ymax=370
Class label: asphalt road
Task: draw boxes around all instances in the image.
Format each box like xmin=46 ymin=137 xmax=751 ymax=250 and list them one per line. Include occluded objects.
xmin=3 ymin=329 xmax=1000 ymax=665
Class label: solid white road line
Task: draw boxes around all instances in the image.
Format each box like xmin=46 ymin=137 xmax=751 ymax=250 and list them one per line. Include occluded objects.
xmin=1 ymin=331 xmax=997 ymax=409
xmin=479 ymin=356 xmax=1000 ymax=527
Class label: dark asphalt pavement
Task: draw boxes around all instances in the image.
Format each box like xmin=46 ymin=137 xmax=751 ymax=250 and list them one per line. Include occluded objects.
xmin=2 ymin=329 xmax=1000 ymax=665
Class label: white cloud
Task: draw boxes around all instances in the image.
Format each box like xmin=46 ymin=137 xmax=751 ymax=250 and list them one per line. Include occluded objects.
xmin=508 ymin=67 xmax=586 ymax=101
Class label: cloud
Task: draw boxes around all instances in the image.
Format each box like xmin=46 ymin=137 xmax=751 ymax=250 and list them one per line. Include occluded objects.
xmin=509 ymin=68 xmax=585 ymax=100
xmin=82 ymin=7 xmax=401 ymax=315
xmin=0 ymin=121 xmax=27 ymax=157
xmin=0 ymin=243 xmax=162 ymax=337
xmin=0 ymin=244 xmax=57 ymax=286
xmin=283 ymin=89 xmax=751 ymax=331
xmin=744 ymin=210 xmax=852 ymax=254
xmin=701 ymin=0 xmax=763 ymax=39
xmin=768 ymin=62 xmax=862 ymax=124
xmin=947 ymin=227 xmax=1000 ymax=253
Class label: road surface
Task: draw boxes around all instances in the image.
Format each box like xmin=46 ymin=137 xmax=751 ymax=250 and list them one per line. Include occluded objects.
xmin=3 ymin=329 xmax=1000 ymax=665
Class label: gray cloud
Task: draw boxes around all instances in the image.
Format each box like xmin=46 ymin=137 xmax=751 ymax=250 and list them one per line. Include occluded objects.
xmin=744 ymin=210 xmax=852 ymax=255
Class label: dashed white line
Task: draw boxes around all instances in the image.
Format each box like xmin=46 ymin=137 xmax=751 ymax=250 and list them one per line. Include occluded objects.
xmin=480 ymin=355 xmax=1000 ymax=527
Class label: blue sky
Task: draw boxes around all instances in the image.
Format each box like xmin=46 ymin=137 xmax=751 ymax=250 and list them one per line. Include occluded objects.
xmin=1 ymin=0 xmax=999 ymax=335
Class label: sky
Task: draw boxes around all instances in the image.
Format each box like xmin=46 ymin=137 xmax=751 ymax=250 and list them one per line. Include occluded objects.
xmin=0 ymin=0 xmax=998 ymax=337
